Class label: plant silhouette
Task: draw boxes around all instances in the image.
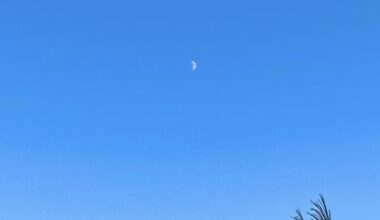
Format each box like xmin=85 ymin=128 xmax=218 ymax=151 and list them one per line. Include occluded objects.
xmin=292 ymin=194 xmax=331 ymax=220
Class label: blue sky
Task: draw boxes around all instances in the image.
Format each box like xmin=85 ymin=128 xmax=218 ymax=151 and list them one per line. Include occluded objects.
xmin=1 ymin=0 xmax=380 ymax=219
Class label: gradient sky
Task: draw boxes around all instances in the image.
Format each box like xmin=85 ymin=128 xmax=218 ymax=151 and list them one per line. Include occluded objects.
xmin=1 ymin=0 xmax=380 ymax=219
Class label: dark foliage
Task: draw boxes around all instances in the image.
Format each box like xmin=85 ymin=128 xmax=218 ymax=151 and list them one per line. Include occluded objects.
xmin=292 ymin=194 xmax=331 ymax=220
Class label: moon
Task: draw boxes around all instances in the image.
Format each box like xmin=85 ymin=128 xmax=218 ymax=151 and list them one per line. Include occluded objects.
xmin=191 ymin=60 xmax=197 ymax=71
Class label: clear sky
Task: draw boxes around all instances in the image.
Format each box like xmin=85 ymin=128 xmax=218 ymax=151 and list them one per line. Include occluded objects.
xmin=1 ymin=0 xmax=380 ymax=219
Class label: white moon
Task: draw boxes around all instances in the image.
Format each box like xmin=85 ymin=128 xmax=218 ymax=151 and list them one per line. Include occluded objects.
xmin=191 ymin=60 xmax=197 ymax=71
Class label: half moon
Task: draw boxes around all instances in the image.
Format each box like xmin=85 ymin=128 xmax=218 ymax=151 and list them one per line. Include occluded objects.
xmin=191 ymin=60 xmax=197 ymax=71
